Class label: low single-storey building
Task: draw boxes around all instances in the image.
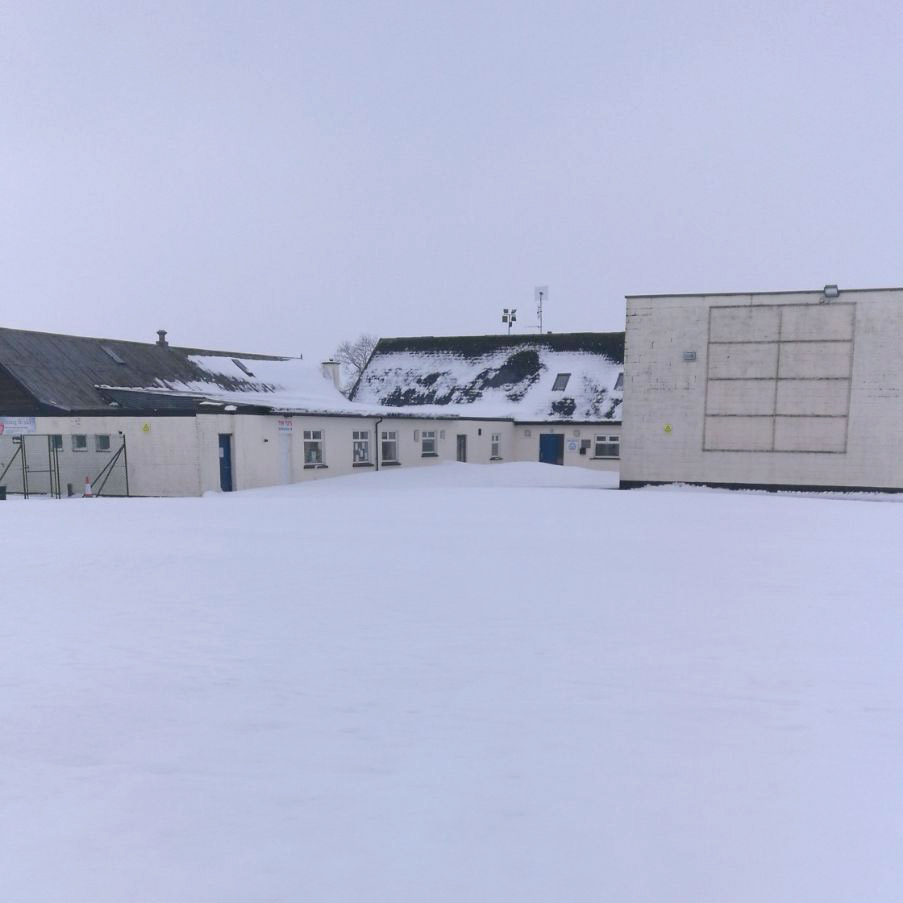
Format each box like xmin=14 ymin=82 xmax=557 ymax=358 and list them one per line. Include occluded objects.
xmin=620 ymin=285 xmax=903 ymax=492
xmin=0 ymin=326 xmax=623 ymax=497
xmin=350 ymin=332 xmax=624 ymax=470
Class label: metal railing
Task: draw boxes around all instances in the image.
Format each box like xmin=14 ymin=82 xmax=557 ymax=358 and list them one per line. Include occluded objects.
xmin=0 ymin=434 xmax=129 ymax=498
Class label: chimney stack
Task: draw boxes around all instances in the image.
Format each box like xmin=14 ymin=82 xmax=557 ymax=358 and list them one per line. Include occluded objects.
xmin=156 ymin=330 xmax=168 ymax=347
xmin=320 ymin=359 xmax=342 ymax=391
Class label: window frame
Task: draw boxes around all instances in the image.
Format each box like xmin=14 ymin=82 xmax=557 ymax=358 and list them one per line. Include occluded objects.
xmin=72 ymin=434 xmax=88 ymax=452
xmin=95 ymin=434 xmax=112 ymax=453
xmin=421 ymin=430 xmax=437 ymax=457
xmin=381 ymin=430 xmax=399 ymax=464
xmin=490 ymin=432 xmax=501 ymax=460
xmin=303 ymin=429 xmax=326 ymax=467
xmin=352 ymin=429 xmax=371 ymax=466
xmin=593 ymin=434 xmax=620 ymax=459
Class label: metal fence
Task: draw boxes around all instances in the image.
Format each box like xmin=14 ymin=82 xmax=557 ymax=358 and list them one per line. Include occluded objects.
xmin=0 ymin=434 xmax=129 ymax=498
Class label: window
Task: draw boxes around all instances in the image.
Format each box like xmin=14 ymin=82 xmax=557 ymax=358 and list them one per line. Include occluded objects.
xmin=303 ymin=429 xmax=324 ymax=466
xmin=594 ymin=434 xmax=620 ymax=458
xmin=552 ymin=373 xmax=571 ymax=391
xmin=381 ymin=430 xmax=398 ymax=463
xmin=95 ymin=434 xmax=111 ymax=452
xmin=614 ymin=371 xmax=624 ymax=391
xmin=490 ymin=433 xmax=501 ymax=459
xmin=50 ymin=434 xmax=63 ymax=451
xmin=72 ymin=434 xmax=87 ymax=452
xmin=352 ymin=430 xmax=370 ymax=464
xmin=421 ymin=430 xmax=437 ymax=456
xmin=232 ymin=358 xmax=255 ymax=377
xmin=101 ymin=345 xmax=125 ymax=364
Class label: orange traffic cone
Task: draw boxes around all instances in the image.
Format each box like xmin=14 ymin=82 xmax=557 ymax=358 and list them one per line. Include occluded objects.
xmin=83 ymin=477 xmax=93 ymax=498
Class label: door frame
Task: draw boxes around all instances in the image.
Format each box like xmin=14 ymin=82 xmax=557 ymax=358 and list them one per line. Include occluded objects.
xmin=218 ymin=433 xmax=234 ymax=491
xmin=538 ymin=433 xmax=564 ymax=465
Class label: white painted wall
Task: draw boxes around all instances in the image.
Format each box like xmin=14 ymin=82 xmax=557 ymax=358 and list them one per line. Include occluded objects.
xmin=512 ymin=423 xmax=621 ymax=471
xmin=2 ymin=411 xmax=620 ymax=498
xmin=621 ymin=288 xmax=903 ymax=489
xmin=23 ymin=414 xmax=203 ymax=497
xmin=194 ymin=416 xmax=520 ymax=494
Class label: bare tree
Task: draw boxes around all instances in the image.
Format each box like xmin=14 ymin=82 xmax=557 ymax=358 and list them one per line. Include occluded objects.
xmin=333 ymin=333 xmax=378 ymax=396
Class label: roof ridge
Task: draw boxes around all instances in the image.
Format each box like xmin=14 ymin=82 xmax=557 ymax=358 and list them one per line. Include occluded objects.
xmin=0 ymin=325 xmax=294 ymax=360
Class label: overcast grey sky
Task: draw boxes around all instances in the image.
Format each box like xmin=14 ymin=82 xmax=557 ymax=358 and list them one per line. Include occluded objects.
xmin=2 ymin=1 xmax=901 ymax=359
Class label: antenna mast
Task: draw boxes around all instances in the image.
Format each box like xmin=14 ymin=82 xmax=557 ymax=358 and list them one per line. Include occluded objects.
xmin=533 ymin=286 xmax=548 ymax=333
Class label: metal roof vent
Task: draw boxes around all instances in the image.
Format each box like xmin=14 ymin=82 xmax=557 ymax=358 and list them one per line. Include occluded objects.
xmin=156 ymin=329 xmax=168 ymax=347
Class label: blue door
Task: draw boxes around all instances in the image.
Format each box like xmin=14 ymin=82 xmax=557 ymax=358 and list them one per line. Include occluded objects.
xmin=539 ymin=433 xmax=564 ymax=465
xmin=218 ymin=434 xmax=234 ymax=491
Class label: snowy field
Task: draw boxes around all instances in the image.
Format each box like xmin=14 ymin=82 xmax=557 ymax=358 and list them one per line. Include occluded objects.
xmin=2 ymin=462 xmax=903 ymax=902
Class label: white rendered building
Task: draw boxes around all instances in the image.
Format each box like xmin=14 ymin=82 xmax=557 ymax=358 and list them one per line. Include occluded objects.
xmin=0 ymin=327 xmax=623 ymax=497
xmin=621 ymin=286 xmax=903 ymax=492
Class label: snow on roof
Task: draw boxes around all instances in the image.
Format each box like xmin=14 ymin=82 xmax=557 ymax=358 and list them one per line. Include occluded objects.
xmin=351 ymin=332 xmax=625 ymax=421
xmin=7 ymin=325 xmax=623 ymax=422
xmin=101 ymin=355 xmax=373 ymax=416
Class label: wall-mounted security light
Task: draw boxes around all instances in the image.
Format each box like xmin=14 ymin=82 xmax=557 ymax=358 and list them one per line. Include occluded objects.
xmin=823 ymin=284 xmax=840 ymax=299
xmin=683 ymin=351 xmax=697 ymax=361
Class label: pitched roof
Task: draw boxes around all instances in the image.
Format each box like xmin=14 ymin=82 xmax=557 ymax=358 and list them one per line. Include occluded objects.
xmin=0 ymin=326 xmax=340 ymax=415
xmin=351 ymin=332 xmax=625 ymax=422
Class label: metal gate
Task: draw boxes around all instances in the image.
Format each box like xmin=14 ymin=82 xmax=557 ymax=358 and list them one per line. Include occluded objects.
xmin=0 ymin=434 xmax=130 ymax=498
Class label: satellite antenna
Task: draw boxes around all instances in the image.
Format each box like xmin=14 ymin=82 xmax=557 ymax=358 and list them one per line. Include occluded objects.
xmin=502 ymin=307 xmax=517 ymax=335
xmin=533 ymin=286 xmax=548 ymax=332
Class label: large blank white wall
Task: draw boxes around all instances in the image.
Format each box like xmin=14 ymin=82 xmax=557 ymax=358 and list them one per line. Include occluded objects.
xmin=621 ymin=288 xmax=903 ymax=490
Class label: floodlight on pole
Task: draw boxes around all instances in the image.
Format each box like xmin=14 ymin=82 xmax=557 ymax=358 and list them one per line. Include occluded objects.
xmin=502 ymin=307 xmax=517 ymax=335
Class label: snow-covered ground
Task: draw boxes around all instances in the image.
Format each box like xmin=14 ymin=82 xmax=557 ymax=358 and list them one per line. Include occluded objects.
xmin=2 ymin=462 xmax=903 ymax=902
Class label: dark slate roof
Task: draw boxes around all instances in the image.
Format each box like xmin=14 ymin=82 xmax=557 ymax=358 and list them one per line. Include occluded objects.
xmin=0 ymin=326 xmax=289 ymax=414
xmin=369 ymin=332 xmax=625 ymax=360
xmin=351 ymin=331 xmax=625 ymax=421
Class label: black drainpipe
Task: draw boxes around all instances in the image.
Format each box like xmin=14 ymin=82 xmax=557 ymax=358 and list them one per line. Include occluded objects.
xmin=374 ymin=417 xmax=383 ymax=471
